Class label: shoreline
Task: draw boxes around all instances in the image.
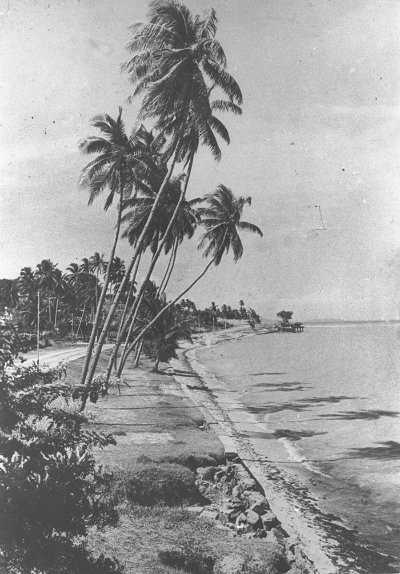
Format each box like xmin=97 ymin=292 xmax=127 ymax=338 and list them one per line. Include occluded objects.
xmin=172 ymin=324 xmax=397 ymax=574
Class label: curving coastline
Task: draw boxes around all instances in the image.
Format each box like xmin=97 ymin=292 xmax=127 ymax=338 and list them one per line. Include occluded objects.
xmin=172 ymin=324 xmax=398 ymax=574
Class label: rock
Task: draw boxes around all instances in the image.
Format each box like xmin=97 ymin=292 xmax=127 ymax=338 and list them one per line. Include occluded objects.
xmin=214 ymin=469 xmax=225 ymax=481
xmin=245 ymin=509 xmax=262 ymax=528
xmin=185 ymin=506 xmax=204 ymax=517
xmin=247 ymin=491 xmax=267 ymax=506
xmin=235 ymin=522 xmax=253 ymax=535
xmin=202 ymin=508 xmax=219 ymax=521
xmin=197 ymin=466 xmax=217 ymax=481
xmin=261 ymin=510 xmax=279 ymax=530
xmin=241 ymin=476 xmax=257 ymax=490
xmin=250 ymin=498 xmax=270 ymax=515
xmin=232 ymin=485 xmax=243 ymax=499
xmin=235 ymin=512 xmax=247 ymax=526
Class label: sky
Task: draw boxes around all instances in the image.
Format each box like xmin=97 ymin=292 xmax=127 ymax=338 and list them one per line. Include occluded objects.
xmin=1 ymin=0 xmax=400 ymax=320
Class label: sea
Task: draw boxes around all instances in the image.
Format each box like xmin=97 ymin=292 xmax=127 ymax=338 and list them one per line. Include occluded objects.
xmin=190 ymin=322 xmax=400 ymax=570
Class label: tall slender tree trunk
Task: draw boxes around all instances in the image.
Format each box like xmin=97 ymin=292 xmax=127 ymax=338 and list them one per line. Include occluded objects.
xmin=104 ymin=253 xmax=141 ymax=381
xmin=162 ymin=240 xmax=178 ymax=293
xmin=80 ymin=145 xmax=181 ymax=404
xmin=117 ymin=154 xmax=194 ymax=376
xmin=134 ymin=339 xmax=143 ymax=367
xmin=79 ymin=193 xmax=124 ymax=388
xmin=77 ymin=302 xmax=87 ymax=338
xmin=120 ymin=256 xmax=216 ymax=374
xmin=116 ymin=290 xmax=145 ymax=376
xmin=157 ymin=240 xmax=176 ymax=296
xmin=54 ymin=298 xmax=59 ymax=329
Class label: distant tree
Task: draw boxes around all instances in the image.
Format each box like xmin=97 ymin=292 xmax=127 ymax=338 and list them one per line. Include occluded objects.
xmin=0 ymin=279 xmax=19 ymax=311
xmin=277 ymin=310 xmax=293 ymax=324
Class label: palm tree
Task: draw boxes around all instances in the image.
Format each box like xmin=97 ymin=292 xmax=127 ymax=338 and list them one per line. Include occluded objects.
xmin=89 ymin=252 xmax=107 ymax=310
xmin=18 ymin=267 xmax=37 ymax=301
xmin=0 ymin=279 xmax=19 ymax=311
xmin=80 ymin=1 xmax=242 ymax=400
xmin=141 ymin=300 xmax=192 ymax=372
xmin=118 ymin=185 xmax=262 ymax=374
xmin=35 ymin=259 xmax=59 ymax=324
xmin=110 ymin=176 xmax=199 ymax=378
xmin=123 ymin=0 xmax=242 ymax=153
xmin=78 ymin=109 xmax=154 ymax=389
xmin=79 ymin=258 xmax=91 ymax=276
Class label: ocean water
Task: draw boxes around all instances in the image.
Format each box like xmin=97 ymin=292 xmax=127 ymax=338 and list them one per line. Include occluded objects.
xmin=192 ymin=323 xmax=400 ymax=565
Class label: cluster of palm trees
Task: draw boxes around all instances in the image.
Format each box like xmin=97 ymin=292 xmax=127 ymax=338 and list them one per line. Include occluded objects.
xmin=12 ymin=254 xmax=127 ymax=338
xmin=0 ymin=1 xmax=263 ymax=404
xmin=74 ymin=0 xmax=263 ymax=406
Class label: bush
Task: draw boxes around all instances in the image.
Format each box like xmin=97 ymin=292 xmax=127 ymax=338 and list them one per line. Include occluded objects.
xmin=0 ymin=313 xmax=123 ymax=574
xmin=159 ymin=537 xmax=215 ymax=573
xmin=119 ymin=463 xmax=199 ymax=506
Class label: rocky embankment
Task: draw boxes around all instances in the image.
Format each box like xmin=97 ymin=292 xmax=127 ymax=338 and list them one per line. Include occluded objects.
xmin=189 ymin=461 xmax=315 ymax=574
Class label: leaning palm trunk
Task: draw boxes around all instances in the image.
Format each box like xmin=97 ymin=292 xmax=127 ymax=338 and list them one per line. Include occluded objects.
xmin=79 ymin=192 xmax=124 ymax=388
xmin=116 ymin=155 xmax=194 ymax=377
xmin=80 ymin=144 xmax=181 ymax=404
xmin=76 ymin=301 xmax=87 ymax=338
xmin=134 ymin=339 xmax=144 ymax=367
xmin=157 ymin=239 xmax=177 ymax=296
xmin=104 ymin=252 xmax=142 ymax=379
xmin=161 ymin=240 xmax=178 ymax=293
xmin=120 ymin=255 xmax=217 ymax=372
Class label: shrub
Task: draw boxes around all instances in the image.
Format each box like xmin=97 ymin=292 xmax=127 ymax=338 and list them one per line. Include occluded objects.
xmin=0 ymin=313 xmax=123 ymax=574
xmin=159 ymin=537 xmax=215 ymax=573
xmin=119 ymin=463 xmax=199 ymax=506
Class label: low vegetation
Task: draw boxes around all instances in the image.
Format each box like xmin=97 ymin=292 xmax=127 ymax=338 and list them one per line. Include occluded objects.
xmin=0 ymin=312 xmax=122 ymax=573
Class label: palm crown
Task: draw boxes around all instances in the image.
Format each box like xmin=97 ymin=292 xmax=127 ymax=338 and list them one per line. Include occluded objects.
xmin=197 ymin=185 xmax=263 ymax=265
xmin=123 ymin=0 xmax=242 ymax=160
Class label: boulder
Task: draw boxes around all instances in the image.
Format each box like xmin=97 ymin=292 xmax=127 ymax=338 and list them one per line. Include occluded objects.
xmin=202 ymin=508 xmax=219 ymax=521
xmin=241 ymin=476 xmax=257 ymax=490
xmin=246 ymin=509 xmax=262 ymax=528
xmin=261 ymin=510 xmax=279 ymax=530
xmin=232 ymin=484 xmax=243 ymax=499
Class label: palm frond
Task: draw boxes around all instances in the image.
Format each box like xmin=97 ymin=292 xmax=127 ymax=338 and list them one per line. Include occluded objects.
xmin=202 ymin=59 xmax=243 ymax=105
xmin=237 ymin=221 xmax=263 ymax=237
xmin=211 ymin=100 xmax=242 ymax=115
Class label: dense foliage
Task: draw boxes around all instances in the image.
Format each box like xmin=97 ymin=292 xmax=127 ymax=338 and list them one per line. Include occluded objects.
xmin=0 ymin=313 xmax=122 ymax=574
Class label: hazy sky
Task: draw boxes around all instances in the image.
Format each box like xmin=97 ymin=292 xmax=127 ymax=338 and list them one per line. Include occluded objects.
xmin=1 ymin=0 xmax=400 ymax=320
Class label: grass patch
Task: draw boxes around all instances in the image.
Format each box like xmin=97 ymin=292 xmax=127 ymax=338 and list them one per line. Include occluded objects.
xmin=114 ymin=463 xmax=202 ymax=507
xmin=88 ymin=506 xmax=292 ymax=574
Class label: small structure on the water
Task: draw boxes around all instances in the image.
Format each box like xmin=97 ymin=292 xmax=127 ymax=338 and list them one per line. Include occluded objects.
xmin=276 ymin=310 xmax=304 ymax=333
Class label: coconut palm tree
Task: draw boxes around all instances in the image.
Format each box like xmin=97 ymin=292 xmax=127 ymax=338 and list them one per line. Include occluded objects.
xmin=18 ymin=267 xmax=37 ymax=301
xmin=118 ymin=185 xmax=263 ymax=374
xmin=141 ymin=300 xmax=192 ymax=372
xmin=80 ymin=1 xmax=242 ymax=401
xmin=78 ymin=109 xmax=155 ymax=389
xmin=110 ymin=176 xmax=199 ymax=378
xmin=35 ymin=259 xmax=59 ymax=324
xmin=123 ymin=0 xmax=242 ymax=151
xmin=0 ymin=279 xmax=19 ymax=311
